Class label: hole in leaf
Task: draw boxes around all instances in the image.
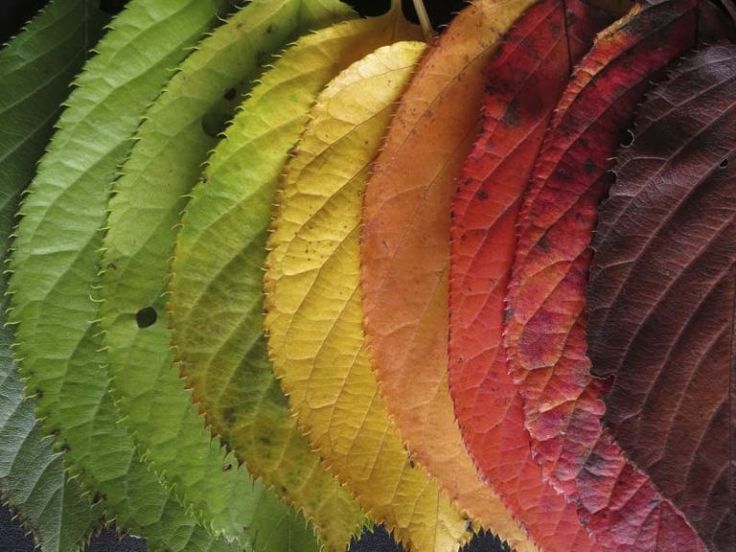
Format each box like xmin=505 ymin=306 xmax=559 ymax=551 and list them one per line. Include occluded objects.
xmin=135 ymin=307 xmax=157 ymax=329
xmin=620 ymin=129 xmax=635 ymax=147
xmin=202 ymin=113 xmax=228 ymax=138
xmin=99 ymin=0 xmax=128 ymax=15
xmin=720 ymin=158 xmax=729 ymax=168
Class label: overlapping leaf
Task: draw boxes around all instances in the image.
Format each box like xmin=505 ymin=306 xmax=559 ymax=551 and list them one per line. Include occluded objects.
xmin=0 ymin=359 xmax=100 ymax=552
xmin=98 ymin=1 xmax=361 ymax=548
xmin=5 ymin=0 xmax=257 ymax=548
xmin=263 ymin=41 xmax=496 ymax=552
xmin=168 ymin=7 xmax=429 ymax=550
xmin=2 ymin=1 xmax=732 ymax=551
xmin=358 ymin=0 xmax=564 ymax=540
xmin=0 ymin=2 xmax=108 ymax=548
xmin=447 ymin=1 xmax=607 ymax=550
xmin=503 ymin=1 xmax=705 ymax=549
xmin=587 ymin=45 xmax=736 ymax=552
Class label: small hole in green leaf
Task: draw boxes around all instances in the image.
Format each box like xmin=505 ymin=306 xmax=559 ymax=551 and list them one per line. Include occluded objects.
xmin=202 ymin=113 xmax=228 ymax=138
xmin=136 ymin=307 xmax=157 ymax=329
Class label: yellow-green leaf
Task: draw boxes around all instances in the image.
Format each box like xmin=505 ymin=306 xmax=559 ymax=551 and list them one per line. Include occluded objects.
xmin=168 ymin=8 xmax=421 ymax=549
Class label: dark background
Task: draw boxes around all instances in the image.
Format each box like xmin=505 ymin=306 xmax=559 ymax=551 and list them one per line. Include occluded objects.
xmin=0 ymin=0 xmax=508 ymax=550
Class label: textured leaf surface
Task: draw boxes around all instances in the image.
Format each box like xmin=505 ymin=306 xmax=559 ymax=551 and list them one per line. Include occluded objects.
xmin=264 ymin=41 xmax=491 ymax=552
xmin=0 ymin=359 xmax=99 ymax=552
xmin=98 ymin=1 xmax=359 ymax=549
xmin=587 ymin=45 xmax=736 ymax=552
xmin=168 ymin=9 xmax=422 ymax=549
xmin=6 ymin=0 xmax=246 ymax=549
xmin=0 ymin=0 xmax=106 ymax=240
xmin=447 ymin=2 xmax=606 ymax=550
xmin=360 ymin=0 xmax=542 ymax=540
xmin=0 ymin=2 xmax=108 ymax=549
xmin=503 ymin=1 xmax=704 ymax=550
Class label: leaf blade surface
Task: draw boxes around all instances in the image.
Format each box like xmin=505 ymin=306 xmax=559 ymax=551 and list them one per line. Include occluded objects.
xmin=98 ymin=1 xmax=361 ymax=548
xmin=5 ymin=0 xmax=260 ymax=548
xmin=359 ymin=0 xmax=543 ymax=542
xmin=263 ymin=40 xmax=502 ymax=552
xmin=0 ymin=2 xmax=109 ymax=547
xmin=503 ymin=2 xmax=705 ymax=549
xmin=587 ymin=45 xmax=736 ymax=552
xmin=447 ymin=1 xmax=606 ymax=550
xmin=168 ymin=10 xmax=422 ymax=549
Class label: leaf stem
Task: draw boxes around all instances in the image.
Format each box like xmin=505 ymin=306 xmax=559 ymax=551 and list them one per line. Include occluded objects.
xmin=411 ymin=0 xmax=435 ymax=40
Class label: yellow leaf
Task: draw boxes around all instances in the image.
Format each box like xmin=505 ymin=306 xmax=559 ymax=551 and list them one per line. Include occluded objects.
xmin=267 ymin=41 xmax=474 ymax=552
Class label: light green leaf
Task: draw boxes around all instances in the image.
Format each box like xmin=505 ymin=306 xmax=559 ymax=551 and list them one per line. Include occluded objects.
xmin=0 ymin=1 xmax=109 ymax=549
xmin=6 ymin=0 xmax=249 ymax=549
xmin=98 ymin=0 xmax=361 ymax=549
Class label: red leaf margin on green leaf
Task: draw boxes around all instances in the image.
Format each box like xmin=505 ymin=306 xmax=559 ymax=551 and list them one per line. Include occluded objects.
xmin=503 ymin=1 xmax=707 ymax=550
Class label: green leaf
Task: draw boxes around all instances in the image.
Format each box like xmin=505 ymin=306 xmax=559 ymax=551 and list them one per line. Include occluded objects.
xmin=98 ymin=0 xmax=361 ymax=549
xmin=0 ymin=1 xmax=110 ymax=550
xmin=0 ymin=358 xmax=100 ymax=552
xmin=168 ymin=8 xmax=422 ymax=549
xmin=6 ymin=0 xmax=250 ymax=549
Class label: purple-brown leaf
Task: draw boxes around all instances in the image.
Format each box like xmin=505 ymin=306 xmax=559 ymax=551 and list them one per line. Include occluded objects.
xmin=588 ymin=44 xmax=736 ymax=552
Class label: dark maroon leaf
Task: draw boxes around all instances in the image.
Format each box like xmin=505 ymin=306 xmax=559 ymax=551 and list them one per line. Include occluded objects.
xmin=588 ymin=44 xmax=736 ymax=552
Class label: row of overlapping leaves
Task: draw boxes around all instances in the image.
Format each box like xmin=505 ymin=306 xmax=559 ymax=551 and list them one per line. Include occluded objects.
xmin=0 ymin=0 xmax=732 ymax=550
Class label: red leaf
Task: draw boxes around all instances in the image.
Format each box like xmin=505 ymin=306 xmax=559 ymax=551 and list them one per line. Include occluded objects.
xmin=448 ymin=1 xmax=607 ymax=550
xmin=503 ymin=1 xmax=706 ymax=550
xmin=587 ymin=45 xmax=736 ymax=552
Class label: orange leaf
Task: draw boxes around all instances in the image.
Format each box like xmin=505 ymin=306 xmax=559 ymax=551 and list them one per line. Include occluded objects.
xmin=361 ymin=0 xmax=539 ymax=535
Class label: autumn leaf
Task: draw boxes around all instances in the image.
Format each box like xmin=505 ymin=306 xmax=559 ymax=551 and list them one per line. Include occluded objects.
xmin=98 ymin=1 xmax=361 ymax=548
xmin=3 ymin=0 xmax=733 ymax=550
xmin=587 ymin=45 xmax=736 ymax=552
xmin=503 ymin=1 xmax=705 ymax=550
xmin=263 ymin=41 xmax=494 ymax=552
xmin=359 ymin=0 xmax=559 ymax=542
xmin=447 ymin=1 xmax=607 ymax=550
